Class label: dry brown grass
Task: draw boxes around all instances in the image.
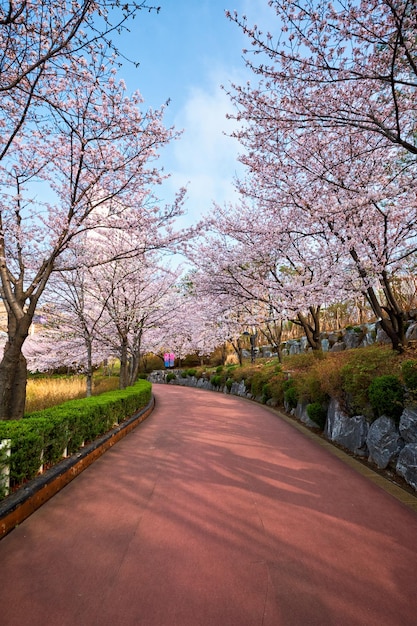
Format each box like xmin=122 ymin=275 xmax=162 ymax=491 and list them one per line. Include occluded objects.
xmin=25 ymin=375 xmax=120 ymax=414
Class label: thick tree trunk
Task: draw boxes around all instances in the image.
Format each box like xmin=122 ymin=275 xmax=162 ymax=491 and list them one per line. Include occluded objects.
xmin=0 ymin=316 xmax=32 ymax=420
xmin=128 ymin=352 xmax=140 ymax=387
xmin=349 ymin=249 xmax=405 ymax=352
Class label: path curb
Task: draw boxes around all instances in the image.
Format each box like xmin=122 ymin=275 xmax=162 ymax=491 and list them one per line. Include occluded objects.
xmin=0 ymin=396 xmax=155 ymax=540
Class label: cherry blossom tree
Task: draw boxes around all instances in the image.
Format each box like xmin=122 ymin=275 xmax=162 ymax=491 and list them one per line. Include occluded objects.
xmin=0 ymin=1 xmax=158 ymax=94
xmin=226 ymin=1 xmax=417 ymax=155
xmin=86 ymin=243 xmax=183 ymax=388
xmin=39 ymin=268 xmax=113 ymax=396
xmin=0 ymin=33 xmax=185 ymax=418
xmin=223 ymin=0 xmax=417 ymax=352
xmin=186 ymin=203 xmax=345 ymax=353
xmin=230 ymin=120 xmax=417 ymax=349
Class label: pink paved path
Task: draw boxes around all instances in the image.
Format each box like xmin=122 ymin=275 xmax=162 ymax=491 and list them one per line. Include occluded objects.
xmin=1 ymin=385 xmax=417 ymax=626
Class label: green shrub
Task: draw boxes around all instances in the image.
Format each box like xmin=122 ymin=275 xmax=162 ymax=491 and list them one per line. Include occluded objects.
xmin=402 ymin=360 xmax=417 ymax=391
xmin=0 ymin=380 xmax=152 ymax=495
xmin=180 ymin=371 xmax=188 ymax=378
xmin=284 ymin=385 xmax=298 ymax=409
xmin=261 ymin=382 xmax=272 ymax=402
xmin=368 ymin=375 xmax=404 ymax=423
xmin=216 ymin=365 xmax=224 ymax=374
xmin=166 ymin=372 xmax=176 ymax=382
xmin=225 ymin=378 xmax=233 ymax=391
xmin=0 ymin=421 xmax=44 ymax=486
xmin=283 ymin=351 xmax=318 ymax=370
xmin=340 ymin=346 xmax=399 ymax=416
xmin=210 ymin=374 xmax=222 ymax=387
xmin=248 ymin=368 xmax=275 ymax=398
xmin=307 ymin=402 xmax=327 ymax=430
xmin=263 ymin=373 xmax=286 ymax=405
xmin=296 ymin=370 xmax=327 ymax=405
xmin=186 ymin=368 xmax=197 ymax=377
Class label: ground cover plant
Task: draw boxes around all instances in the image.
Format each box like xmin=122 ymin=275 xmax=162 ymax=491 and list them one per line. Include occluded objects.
xmin=180 ymin=344 xmax=412 ymax=424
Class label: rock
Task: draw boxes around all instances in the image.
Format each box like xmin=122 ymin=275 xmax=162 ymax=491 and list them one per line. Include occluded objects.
xmin=360 ymin=332 xmax=375 ymax=348
xmin=327 ymin=332 xmax=342 ymax=346
xmin=330 ymin=341 xmax=346 ymax=352
xmin=396 ymin=444 xmax=417 ymax=490
xmin=375 ymin=322 xmax=391 ymax=344
xmin=405 ymin=322 xmax=417 ymax=341
xmin=399 ymin=407 xmax=417 ymax=443
xmin=295 ymin=401 xmax=318 ymax=428
xmin=344 ymin=329 xmax=364 ymax=349
xmin=266 ymin=397 xmax=280 ymax=408
xmin=366 ymin=416 xmax=404 ymax=469
xmin=325 ymin=398 xmax=368 ymax=456
xmin=321 ymin=338 xmax=330 ymax=352
xmin=230 ymin=380 xmax=247 ymax=397
xmin=287 ymin=340 xmax=301 ymax=355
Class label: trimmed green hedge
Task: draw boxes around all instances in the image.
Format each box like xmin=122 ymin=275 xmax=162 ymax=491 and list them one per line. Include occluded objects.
xmin=0 ymin=380 xmax=152 ymax=493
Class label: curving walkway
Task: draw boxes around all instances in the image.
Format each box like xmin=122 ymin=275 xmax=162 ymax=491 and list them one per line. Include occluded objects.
xmin=0 ymin=385 xmax=417 ymax=625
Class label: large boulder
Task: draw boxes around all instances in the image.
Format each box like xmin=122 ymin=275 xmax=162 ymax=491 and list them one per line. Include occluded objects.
xmin=399 ymin=407 xmax=417 ymax=443
xmin=325 ymin=398 xmax=368 ymax=456
xmin=344 ymin=329 xmax=364 ymax=349
xmin=230 ymin=380 xmax=248 ymax=397
xmin=196 ymin=377 xmax=212 ymax=391
xmin=360 ymin=331 xmax=375 ymax=348
xmin=287 ymin=340 xmax=301 ymax=355
xmin=396 ymin=444 xmax=417 ymax=491
xmin=327 ymin=332 xmax=342 ymax=346
xmin=366 ymin=416 xmax=404 ymax=469
xmin=330 ymin=341 xmax=346 ymax=352
xmin=295 ymin=401 xmax=318 ymax=428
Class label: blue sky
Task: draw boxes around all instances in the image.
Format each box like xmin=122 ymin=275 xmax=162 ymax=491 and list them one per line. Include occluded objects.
xmin=113 ymin=0 xmax=274 ymax=227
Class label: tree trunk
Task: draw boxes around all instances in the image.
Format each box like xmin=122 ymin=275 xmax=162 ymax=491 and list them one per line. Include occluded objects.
xmin=229 ymin=337 xmax=243 ymax=366
xmin=119 ymin=337 xmax=129 ymax=389
xmin=0 ymin=315 xmax=32 ymax=420
xmin=296 ymin=307 xmax=321 ymax=350
xmin=349 ymin=249 xmax=405 ymax=352
xmin=128 ymin=352 xmax=140 ymax=387
xmin=261 ymin=319 xmax=283 ymax=363
xmin=221 ymin=343 xmax=227 ymax=365
xmin=85 ymin=339 xmax=93 ymax=397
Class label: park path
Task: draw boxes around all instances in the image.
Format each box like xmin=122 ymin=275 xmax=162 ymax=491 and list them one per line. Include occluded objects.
xmin=0 ymin=385 xmax=417 ymax=626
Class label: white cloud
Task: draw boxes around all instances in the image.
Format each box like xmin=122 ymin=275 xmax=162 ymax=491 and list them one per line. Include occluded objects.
xmin=166 ymin=68 xmax=247 ymax=226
